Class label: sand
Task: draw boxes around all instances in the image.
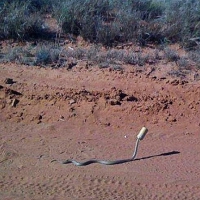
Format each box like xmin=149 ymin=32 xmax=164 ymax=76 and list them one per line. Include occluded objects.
xmin=0 ymin=63 xmax=200 ymax=199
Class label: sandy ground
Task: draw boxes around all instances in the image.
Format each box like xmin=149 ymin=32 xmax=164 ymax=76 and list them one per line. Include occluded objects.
xmin=0 ymin=63 xmax=200 ymax=200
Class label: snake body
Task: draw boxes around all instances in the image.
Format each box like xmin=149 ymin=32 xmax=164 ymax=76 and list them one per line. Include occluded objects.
xmin=57 ymin=138 xmax=140 ymax=166
xmin=52 ymin=127 xmax=148 ymax=166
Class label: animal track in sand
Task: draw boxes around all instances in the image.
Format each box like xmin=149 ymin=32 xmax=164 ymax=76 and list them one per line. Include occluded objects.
xmin=1 ymin=171 xmax=200 ymax=200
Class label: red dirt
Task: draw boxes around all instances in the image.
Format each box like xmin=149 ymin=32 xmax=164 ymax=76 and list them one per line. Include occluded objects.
xmin=0 ymin=62 xmax=200 ymax=199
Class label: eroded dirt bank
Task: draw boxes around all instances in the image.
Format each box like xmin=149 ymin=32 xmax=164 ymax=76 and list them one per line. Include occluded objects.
xmin=0 ymin=64 xmax=200 ymax=199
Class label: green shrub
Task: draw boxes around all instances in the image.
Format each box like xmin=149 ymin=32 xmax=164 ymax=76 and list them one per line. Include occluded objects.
xmin=0 ymin=1 xmax=46 ymax=40
xmin=35 ymin=45 xmax=60 ymax=65
xmin=0 ymin=0 xmax=56 ymax=13
xmin=163 ymin=0 xmax=200 ymax=45
xmin=55 ymin=0 xmax=145 ymax=46
xmin=1 ymin=0 xmax=200 ymax=48
xmin=164 ymin=48 xmax=180 ymax=62
xmin=55 ymin=0 xmax=200 ymax=47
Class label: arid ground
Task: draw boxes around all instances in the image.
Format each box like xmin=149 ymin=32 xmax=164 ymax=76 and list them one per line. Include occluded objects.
xmin=0 ymin=59 xmax=200 ymax=199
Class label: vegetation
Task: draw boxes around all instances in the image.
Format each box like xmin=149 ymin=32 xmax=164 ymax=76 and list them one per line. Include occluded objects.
xmin=55 ymin=0 xmax=200 ymax=47
xmin=0 ymin=0 xmax=199 ymax=46
xmin=0 ymin=1 xmax=48 ymax=39
xmin=0 ymin=0 xmax=199 ymax=71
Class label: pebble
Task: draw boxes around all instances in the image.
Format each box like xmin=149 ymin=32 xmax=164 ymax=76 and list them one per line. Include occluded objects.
xmin=69 ymin=99 xmax=76 ymax=105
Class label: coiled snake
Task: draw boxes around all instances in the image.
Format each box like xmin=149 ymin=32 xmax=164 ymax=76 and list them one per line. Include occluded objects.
xmin=52 ymin=127 xmax=148 ymax=166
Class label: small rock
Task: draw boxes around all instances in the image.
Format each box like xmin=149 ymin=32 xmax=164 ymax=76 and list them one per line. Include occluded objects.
xmin=68 ymin=62 xmax=77 ymax=69
xmin=146 ymin=67 xmax=155 ymax=76
xmin=104 ymin=122 xmax=111 ymax=126
xmin=180 ymin=80 xmax=188 ymax=85
xmin=59 ymin=115 xmax=65 ymax=121
xmin=108 ymin=99 xmax=121 ymax=106
xmin=167 ymin=116 xmax=177 ymax=122
xmin=17 ymin=164 xmax=24 ymax=170
xmin=152 ymin=118 xmax=158 ymax=124
xmin=189 ymin=104 xmax=194 ymax=109
xmin=69 ymin=99 xmax=76 ymax=105
xmin=69 ymin=113 xmax=76 ymax=118
xmin=124 ymin=95 xmax=138 ymax=102
xmin=32 ymin=114 xmax=42 ymax=122
xmin=60 ymin=115 xmax=64 ymax=119
xmin=151 ymin=76 xmax=157 ymax=80
xmin=170 ymin=79 xmax=179 ymax=86
xmin=147 ymin=59 xmax=155 ymax=65
xmin=4 ymin=78 xmax=16 ymax=84
xmin=68 ymin=46 xmax=74 ymax=51
xmin=86 ymin=61 xmax=94 ymax=68
xmin=38 ymin=115 xmax=42 ymax=120
xmin=5 ymin=88 xmax=22 ymax=96
xmin=11 ymin=99 xmax=19 ymax=107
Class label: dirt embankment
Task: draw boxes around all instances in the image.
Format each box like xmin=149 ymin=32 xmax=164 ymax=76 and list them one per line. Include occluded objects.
xmin=0 ymin=64 xmax=199 ymax=126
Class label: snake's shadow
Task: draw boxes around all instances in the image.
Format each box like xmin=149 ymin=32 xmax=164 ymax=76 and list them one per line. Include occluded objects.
xmin=135 ymin=150 xmax=180 ymax=161
xmin=58 ymin=151 xmax=180 ymax=166
xmin=112 ymin=150 xmax=180 ymax=165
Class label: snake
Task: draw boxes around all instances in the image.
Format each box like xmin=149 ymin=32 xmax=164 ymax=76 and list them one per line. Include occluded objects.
xmin=52 ymin=127 xmax=148 ymax=166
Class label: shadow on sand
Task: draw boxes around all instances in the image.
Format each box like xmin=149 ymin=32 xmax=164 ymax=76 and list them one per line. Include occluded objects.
xmin=135 ymin=151 xmax=180 ymax=161
xmin=58 ymin=151 xmax=180 ymax=166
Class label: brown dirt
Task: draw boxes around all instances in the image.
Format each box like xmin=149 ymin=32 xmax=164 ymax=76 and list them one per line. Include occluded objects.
xmin=0 ymin=62 xmax=200 ymax=200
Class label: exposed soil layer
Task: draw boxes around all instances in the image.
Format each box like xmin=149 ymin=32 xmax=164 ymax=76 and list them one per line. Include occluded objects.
xmin=0 ymin=63 xmax=200 ymax=199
